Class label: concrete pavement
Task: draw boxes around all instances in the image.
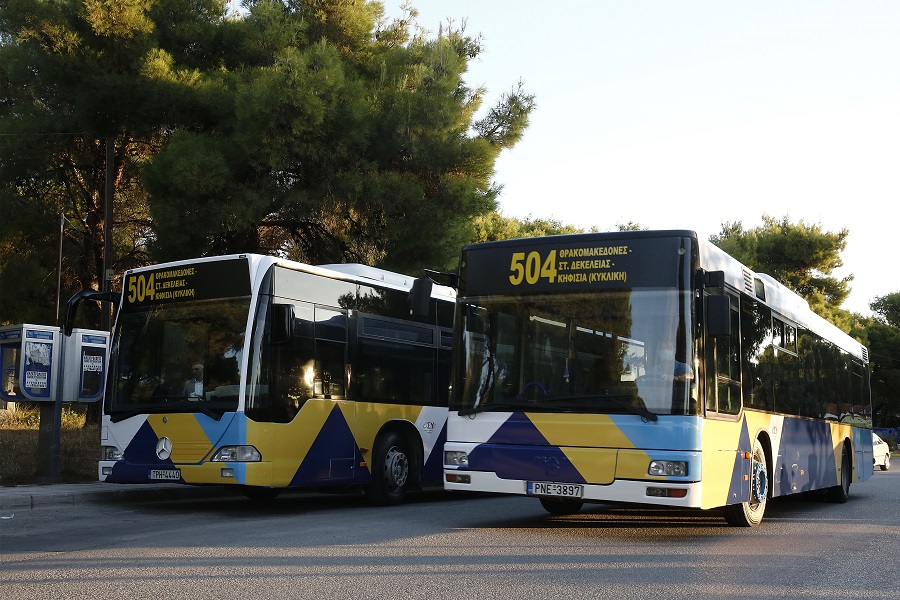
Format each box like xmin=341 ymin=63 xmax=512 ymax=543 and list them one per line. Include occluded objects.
xmin=0 ymin=481 xmax=236 ymax=511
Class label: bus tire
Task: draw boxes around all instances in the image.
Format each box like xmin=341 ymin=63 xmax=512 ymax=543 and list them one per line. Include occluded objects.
xmin=365 ymin=431 xmax=411 ymax=506
xmin=539 ymin=497 xmax=584 ymax=515
xmin=826 ymin=443 xmax=851 ymax=503
xmin=723 ymin=437 xmax=768 ymax=527
xmin=242 ymin=486 xmax=281 ymax=502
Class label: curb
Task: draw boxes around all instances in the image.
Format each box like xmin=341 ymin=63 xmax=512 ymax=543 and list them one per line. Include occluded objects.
xmin=0 ymin=482 xmax=236 ymax=511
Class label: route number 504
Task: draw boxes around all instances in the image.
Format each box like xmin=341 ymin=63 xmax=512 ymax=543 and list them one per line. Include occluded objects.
xmin=509 ymin=251 xmax=557 ymax=285
xmin=127 ymin=273 xmax=156 ymax=303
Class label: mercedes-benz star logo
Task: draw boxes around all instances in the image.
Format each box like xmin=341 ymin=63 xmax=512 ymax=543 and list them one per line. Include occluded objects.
xmin=156 ymin=437 xmax=173 ymax=460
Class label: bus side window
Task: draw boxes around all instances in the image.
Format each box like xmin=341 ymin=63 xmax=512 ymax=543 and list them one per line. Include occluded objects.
xmin=273 ymin=303 xmax=315 ymax=422
xmin=355 ymin=284 xmax=441 ymax=406
xmin=314 ymin=308 xmax=347 ymax=398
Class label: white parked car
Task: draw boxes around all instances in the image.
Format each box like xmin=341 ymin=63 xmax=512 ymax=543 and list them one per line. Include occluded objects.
xmin=873 ymin=433 xmax=891 ymax=471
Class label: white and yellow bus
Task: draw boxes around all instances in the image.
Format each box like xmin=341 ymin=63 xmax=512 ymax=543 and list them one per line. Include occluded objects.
xmin=68 ymin=254 xmax=454 ymax=503
xmin=441 ymin=230 xmax=873 ymax=525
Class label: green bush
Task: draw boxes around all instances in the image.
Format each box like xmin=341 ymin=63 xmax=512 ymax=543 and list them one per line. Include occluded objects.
xmin=0 ymin=405 xmax=87 ymax=429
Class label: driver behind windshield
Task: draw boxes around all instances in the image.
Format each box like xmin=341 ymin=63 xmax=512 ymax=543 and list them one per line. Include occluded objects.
xmin=647 ymin=341 xmax=692 ymax=382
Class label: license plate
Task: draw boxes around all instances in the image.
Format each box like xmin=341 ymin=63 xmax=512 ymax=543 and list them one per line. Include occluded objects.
xmin=149 ymin=469 xmax=181 ymax=481
xmin=527 ymin=481 xmax=584 ymax=498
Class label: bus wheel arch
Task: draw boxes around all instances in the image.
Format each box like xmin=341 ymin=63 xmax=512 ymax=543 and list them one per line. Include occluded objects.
xmin=365 ymin=422 xmax=421 ymax=506
xmin=723 ymin=434 xmax=771 ymax=527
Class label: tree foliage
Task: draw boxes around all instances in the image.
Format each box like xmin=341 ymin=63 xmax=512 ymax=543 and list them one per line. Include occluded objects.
xmin=710 ymin=214 xmax=852 ymax=328
xmin=472 ymin=212 xmax=583 ymax=243
xmin=865 ymin=320 xmax=900 ymax=427
xmin=870 ymin=292 xmax=900 ymax=330
xmin=0 ymin=0 xmax=535 ymax=327
xmin=142 ymin=0 xmax=534 ymax=275
xmin=0 ymin=0 xmax=229 ymax=326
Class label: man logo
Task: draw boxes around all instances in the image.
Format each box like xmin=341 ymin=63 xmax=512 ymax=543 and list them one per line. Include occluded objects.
xmin=156 ymin=437 xmax=173 ymax=460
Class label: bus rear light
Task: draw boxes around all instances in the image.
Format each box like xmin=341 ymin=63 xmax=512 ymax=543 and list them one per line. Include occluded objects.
xmin=646 ymin=487 xmax=688 ymax=498
xmin=446 ymin=473 xmax=471 ymax=484
xmin=211 ymin=445 xmax=261 ymax=462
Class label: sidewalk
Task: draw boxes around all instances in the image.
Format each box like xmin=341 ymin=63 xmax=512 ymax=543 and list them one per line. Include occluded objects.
xmin=0 ymin=481 xmax=235 ymax=511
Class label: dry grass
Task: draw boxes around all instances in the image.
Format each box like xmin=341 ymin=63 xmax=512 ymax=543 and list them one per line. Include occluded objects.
xmin=0 ymin=406 xmax=99 ymax=486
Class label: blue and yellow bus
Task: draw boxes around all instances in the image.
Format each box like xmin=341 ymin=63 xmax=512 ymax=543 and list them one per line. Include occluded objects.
xmin=441 ymin=230 xmax=873 ymax=525
xmin=69 ymin=254 xmax=454 ymax=503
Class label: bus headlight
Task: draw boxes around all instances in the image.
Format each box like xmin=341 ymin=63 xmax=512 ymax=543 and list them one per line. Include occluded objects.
xmin=212 ymin=446 xmax=262 ymax=462
xmin=649 ymin=460 xmax=688 ymax=477
xmin=444 ymin=450 xmax=469 ymax=466
xmin=102 ymin=446 xmax=123 ymax=461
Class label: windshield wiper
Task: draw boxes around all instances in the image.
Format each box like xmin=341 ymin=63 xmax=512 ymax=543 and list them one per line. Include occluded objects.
xmin=505 ymin=393 xmax=659 ymax=422
xmin=110 ymin=410 xmax=142 ymax=423
xmin=458 ymin=400 xmax=566 ymax=417
xmin=459 ymin=401 xmax=513 ymax=416
xmin=550 ymin=394 xmax=658 ymax=421
xmin=458 ymin=392 xmax=658 ymax=422
xmin=111 ymin=403 xmax=226 ymax=422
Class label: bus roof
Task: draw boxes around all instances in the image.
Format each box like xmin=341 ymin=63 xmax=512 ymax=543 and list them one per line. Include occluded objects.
xmin=123 ymin=253 xmax=455 ymax=302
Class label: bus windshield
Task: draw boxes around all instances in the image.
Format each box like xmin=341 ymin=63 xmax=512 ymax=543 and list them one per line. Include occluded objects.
xmin=453 ymin=288 xmax=697 ymax=417
xmin=107 ymin=297 xmax=250 ymax=420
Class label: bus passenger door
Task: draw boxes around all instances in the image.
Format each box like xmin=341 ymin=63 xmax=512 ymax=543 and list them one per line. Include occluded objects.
xmin=311 ymin=307 xmax=355 ymax=482
xmin=704 ymin=293 xmax=742 ymax=417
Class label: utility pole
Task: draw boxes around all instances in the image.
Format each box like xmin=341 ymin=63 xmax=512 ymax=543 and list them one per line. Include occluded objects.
xmin=56 ymin=211 xmax=66 ymax=326
xmin=102 ymin=137 xmax=114 ymax=331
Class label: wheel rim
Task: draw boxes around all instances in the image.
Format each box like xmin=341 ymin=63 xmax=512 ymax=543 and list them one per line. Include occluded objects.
xmin=748 ymin=443 xmax=768 ymax=516
xmin=751 ymin=460 xmax=768 ymax=503
xmin=384 ymin=445 xmax=409 ymax=490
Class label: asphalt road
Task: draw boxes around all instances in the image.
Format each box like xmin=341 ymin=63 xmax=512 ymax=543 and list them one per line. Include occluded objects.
xmin=1 ymin=470 xmax=898 ymax=599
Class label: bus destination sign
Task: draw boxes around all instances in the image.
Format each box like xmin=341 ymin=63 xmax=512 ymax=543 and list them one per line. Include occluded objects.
xmin=462 ymin=235 xmax=689 ymax=295
xmin=123 ymin=258 xmax=252 ymax=308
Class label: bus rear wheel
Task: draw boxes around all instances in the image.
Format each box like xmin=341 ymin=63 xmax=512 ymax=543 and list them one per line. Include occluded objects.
xmin=826 ymin=443 xmax=851 ymax=503
xmin=723 ymin=438 xmax=768 ymax=527
xmin=365 ymin=431 xmax=411 ymax=506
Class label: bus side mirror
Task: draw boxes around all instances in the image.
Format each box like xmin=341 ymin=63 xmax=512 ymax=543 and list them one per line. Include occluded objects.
xmin=271 ymin=303 xmax=294 ymax=344
xmin=409 ymin=278 xmax=433 ymax=318
xmin=65 ymin=290 xmax=120 ymax=336
xmin=706 ymin=295 xmax=731 ymax=337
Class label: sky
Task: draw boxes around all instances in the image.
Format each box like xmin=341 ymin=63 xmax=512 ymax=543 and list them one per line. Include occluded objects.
xmin=382 ymin=1 xmax=899 ymax=316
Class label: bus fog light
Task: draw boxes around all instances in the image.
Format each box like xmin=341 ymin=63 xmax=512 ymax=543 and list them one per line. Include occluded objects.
xmin=647 ymin=487 xmax=688 ymax=498
xmin=444 ymin=451 xmax=469 ymax=466
xmin=102 ymin=446 xmax=123 ymax=461
xmin=221 ymin=468 xmax=235 ymax=478
xmin=102 ymin=466 xmax=113 ymax=475
xmin=212 ymin=445 xmax=261 ymax=462
xmin=649 ymin=460 xmax=688 ymax=476
xmin=446 ymin=472 xmax=471 ymax=484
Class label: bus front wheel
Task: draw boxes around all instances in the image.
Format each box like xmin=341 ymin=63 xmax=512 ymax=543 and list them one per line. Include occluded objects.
xmin=723 ymin=437 xmax=768 ymax=527
xmin=539 ymin=497 xmax=584 ymax=515
xmin=365 ymin=431 xmax=411 ymax=506
xmin=242 ymin=486 xmax=281 ymax=502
